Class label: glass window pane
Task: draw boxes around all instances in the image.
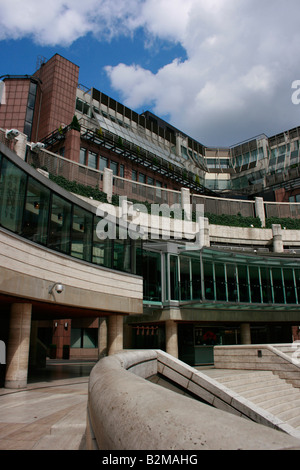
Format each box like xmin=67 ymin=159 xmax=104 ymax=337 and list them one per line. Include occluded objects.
xmin=204 ymin=262 xmax=214 ymax=300
xmin=170 ymin=255 xmax=179 ymax=300
xmin=295 ymin=269 xmax=300 ymax=303
xmin=88 ymin=151 xmax=97 ymax=169
xmin=260 ymin=267 xmax=273 ymax=303
xmin=143 ymin=251 xmax=162 ymax=302
xmin=283 ymin=268 xmax=296 ymax=304
xmin=83 ymin=329 xmax=98 ymax=348
xmin=93 ymin=216 xmax=113 ymax=268
xmin=48 ymin=193 xmax=72 ymax=254
xmin=22 ymin=176 xmax=50 ymax=244
xmin=71 ymin=206 xmax=93 ymax=261
xmin=238 ymin=265 xmax=250 ymax=302
xmin=215 ymin=263 xmax=226 ymax=301
xmin=114 ymin=236 xmax=131 ymax=273
xmin=226 ymin=264 xmax=238 ymax=302
xmin=100 ymin=156 xmax=108 ymax=171
xmin=272 ymin=268 xmax=284 ymax=303
xmin=80 ymin=148 xmax=86 ymax=165
xmin=191 ymin=258 xmax=201 ymax=300
xmin=0 ymin=157 xmax=27 ymax=233
xmin=180 ymin=257 xmax=191 ymax=301
xmin=249 ymin=267 xmax=261 ymax=303
xmin=110 ymin=160 xmax=118 ymax=175
xmin=70 ymin=328 xmax=82 ymax=348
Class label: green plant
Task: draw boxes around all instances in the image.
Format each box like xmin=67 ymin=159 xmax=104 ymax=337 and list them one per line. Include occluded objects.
xmin=266 ymin=217 xmax=300 ymax=230
xmin=49 ymin=174 xmax=108 ymax=203
xmin=70 ymin=115 xmax=81 ymax=132
xmin=202 ymin=212 xmax=262 ymax=228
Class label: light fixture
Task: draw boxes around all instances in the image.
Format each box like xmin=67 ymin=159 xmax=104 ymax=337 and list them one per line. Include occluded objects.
xmin=5 ymin=129 xmax=20 ymax=139
xmin=31 ymin=142 xmax=45 ymax=151
xmin=49 ymin=282 xmax=64 ymax=295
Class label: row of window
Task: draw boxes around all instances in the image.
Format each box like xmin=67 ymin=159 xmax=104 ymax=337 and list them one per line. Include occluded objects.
xmin=0 ymin=153 xmax=140 ymax=275
xmin=80 ymin=147 xmax=167 ymax=190
xmin=143 ymin=251 xmax=300 ymax=305
xmin=80 ymin=148 xmax=125 ymax=176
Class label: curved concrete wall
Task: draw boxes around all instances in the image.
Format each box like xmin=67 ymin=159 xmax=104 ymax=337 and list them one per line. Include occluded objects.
xmin=0 ymin=229 xmax=143 ymax=314
xmin=86 ymin=350 xmax=300 ymax=450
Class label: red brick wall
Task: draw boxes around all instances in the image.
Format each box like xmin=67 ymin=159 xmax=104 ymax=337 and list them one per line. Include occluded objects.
xmin=34 ymin=54 xmax=79 ymax=141
xmin=0 ymin=79 xmax=30 ymax=133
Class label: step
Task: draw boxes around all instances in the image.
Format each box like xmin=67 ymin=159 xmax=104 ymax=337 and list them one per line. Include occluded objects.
xmin=285 ymin=415 xmax=300 ymax=429
xmin=250 ymin=390 xmax=300 ymax=409
xmin=214 ymin=374 xmax=277 ymax=388
xmin=244 ymin=387 xmax=300 ymax=404
xmin=226 ymin=379 xmax=289 ymax=394
xmin=273 ymin=407 xmax=300 ymax=424
xmin=263 ymin=398 xmax=300 ymax=415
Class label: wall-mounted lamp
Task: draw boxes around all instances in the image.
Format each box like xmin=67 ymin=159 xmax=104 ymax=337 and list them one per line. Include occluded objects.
xmin=64 ymin=322 xmax=68 ymax=329
xmin=49 ymin=282 xmax=64 ymax=295
xmin=54 ymin=322 xmax=58 ymax=328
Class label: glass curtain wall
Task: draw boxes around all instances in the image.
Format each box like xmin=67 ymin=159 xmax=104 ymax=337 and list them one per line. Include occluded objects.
xmin=0 ymin=152 xmax=140 ymax=275
xmin=149 ymin=248 xmax=300 ymax=306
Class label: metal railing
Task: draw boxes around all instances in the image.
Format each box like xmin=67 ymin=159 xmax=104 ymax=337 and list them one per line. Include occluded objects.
xmin=18 ymin=143 xmax=300 ymax=222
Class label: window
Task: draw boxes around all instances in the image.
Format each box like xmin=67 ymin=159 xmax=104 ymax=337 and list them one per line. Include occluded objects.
xmin=80 ymin=148 xmax=86 ymax=165
xmin=0 ymin=157 xmax=27 ymax=233
xmin=71 ymin=206 xmax=93 ymax=261
xmin=110 ymin=160 xmax=118 ymax=176
xmin=99 ymin=156 xmax=108 ymax=171
xmin=88 ymin=151 xmax=97 ymax=169
xmin=48 ymin=193 xmax=72 ymax=254
xmin=23 ymin=176 xmax=50 ymax=244
xmin=71 ymin=328 xmax=98 ymax=348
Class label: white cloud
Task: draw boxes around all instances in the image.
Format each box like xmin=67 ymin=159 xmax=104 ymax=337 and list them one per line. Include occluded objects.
xmin=1 ymin=0 xmax=300 ymax=145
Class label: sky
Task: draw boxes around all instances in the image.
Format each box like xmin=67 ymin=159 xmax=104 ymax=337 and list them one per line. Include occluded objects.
xmin=0 ymin=0 xmax=300 ymax=147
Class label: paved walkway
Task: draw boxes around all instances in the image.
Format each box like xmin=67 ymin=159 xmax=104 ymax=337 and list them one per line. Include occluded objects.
xmin=0 ymin=360 xmax=96 ymax=450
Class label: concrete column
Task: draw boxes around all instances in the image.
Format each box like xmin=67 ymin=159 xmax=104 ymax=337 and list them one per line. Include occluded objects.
xmin=255 ymin=197 xmax=265 ymax=228
xmin=165 ymin=320 xmax=178 ymax=358
xmin=14 ymin=132 xmax=27 ymax=160
xmin=98 ymin=317 xmax=108 ymax=359
xmin=5 ymin=303 xmax=32 ymax=389
xmin=240 ymin=323 xmax=251 ymax=345
xmin=107 ymin=315 xmax=123 ymax=355
xmin=272 ymin=224 xmax=284 ymax=253
xmin=103 ymin=167 xmax=113 ymax=203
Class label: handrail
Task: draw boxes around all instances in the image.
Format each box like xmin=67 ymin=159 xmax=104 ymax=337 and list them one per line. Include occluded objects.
xmin=86 ymin=350 xmax=300 ymax=450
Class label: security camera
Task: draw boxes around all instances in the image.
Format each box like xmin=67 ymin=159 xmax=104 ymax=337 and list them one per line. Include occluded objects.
xmin=55 ymin=283 xmax=64 ymax=294
xmin=31 ymin=142 xmax=45 ymax=151
xmin=5 ymin=129 xmax=20 ymax=139
xmin=49 ymin=282 xmax=64 ymax=295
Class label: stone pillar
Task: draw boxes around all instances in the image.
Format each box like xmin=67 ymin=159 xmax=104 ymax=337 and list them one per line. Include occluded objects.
xmin=272 ymin=224 xmax=284 ymax=253
xmin=165 ymin=320 xmax=178 ymax=358
xmin=98 ymin=317 xmax=108 ymax=359
xmin=103 ymin=167 xmax=113 ymax=203
xmin=107 ymin=315 xmax=123 ymax=355
xmin=240 ymin=323 xmax=251 ymax=345
xmin=14 ymin=132 xmax=27 ymax=160
xmin=255 ymin=197 xmax=265 ymax=228
xmin=5 ymin=303 xmax=32 ymax=389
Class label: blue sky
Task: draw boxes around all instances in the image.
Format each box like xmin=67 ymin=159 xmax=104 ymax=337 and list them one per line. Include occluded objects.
xmin=1 ymin=0 xmax=300 ymax=147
